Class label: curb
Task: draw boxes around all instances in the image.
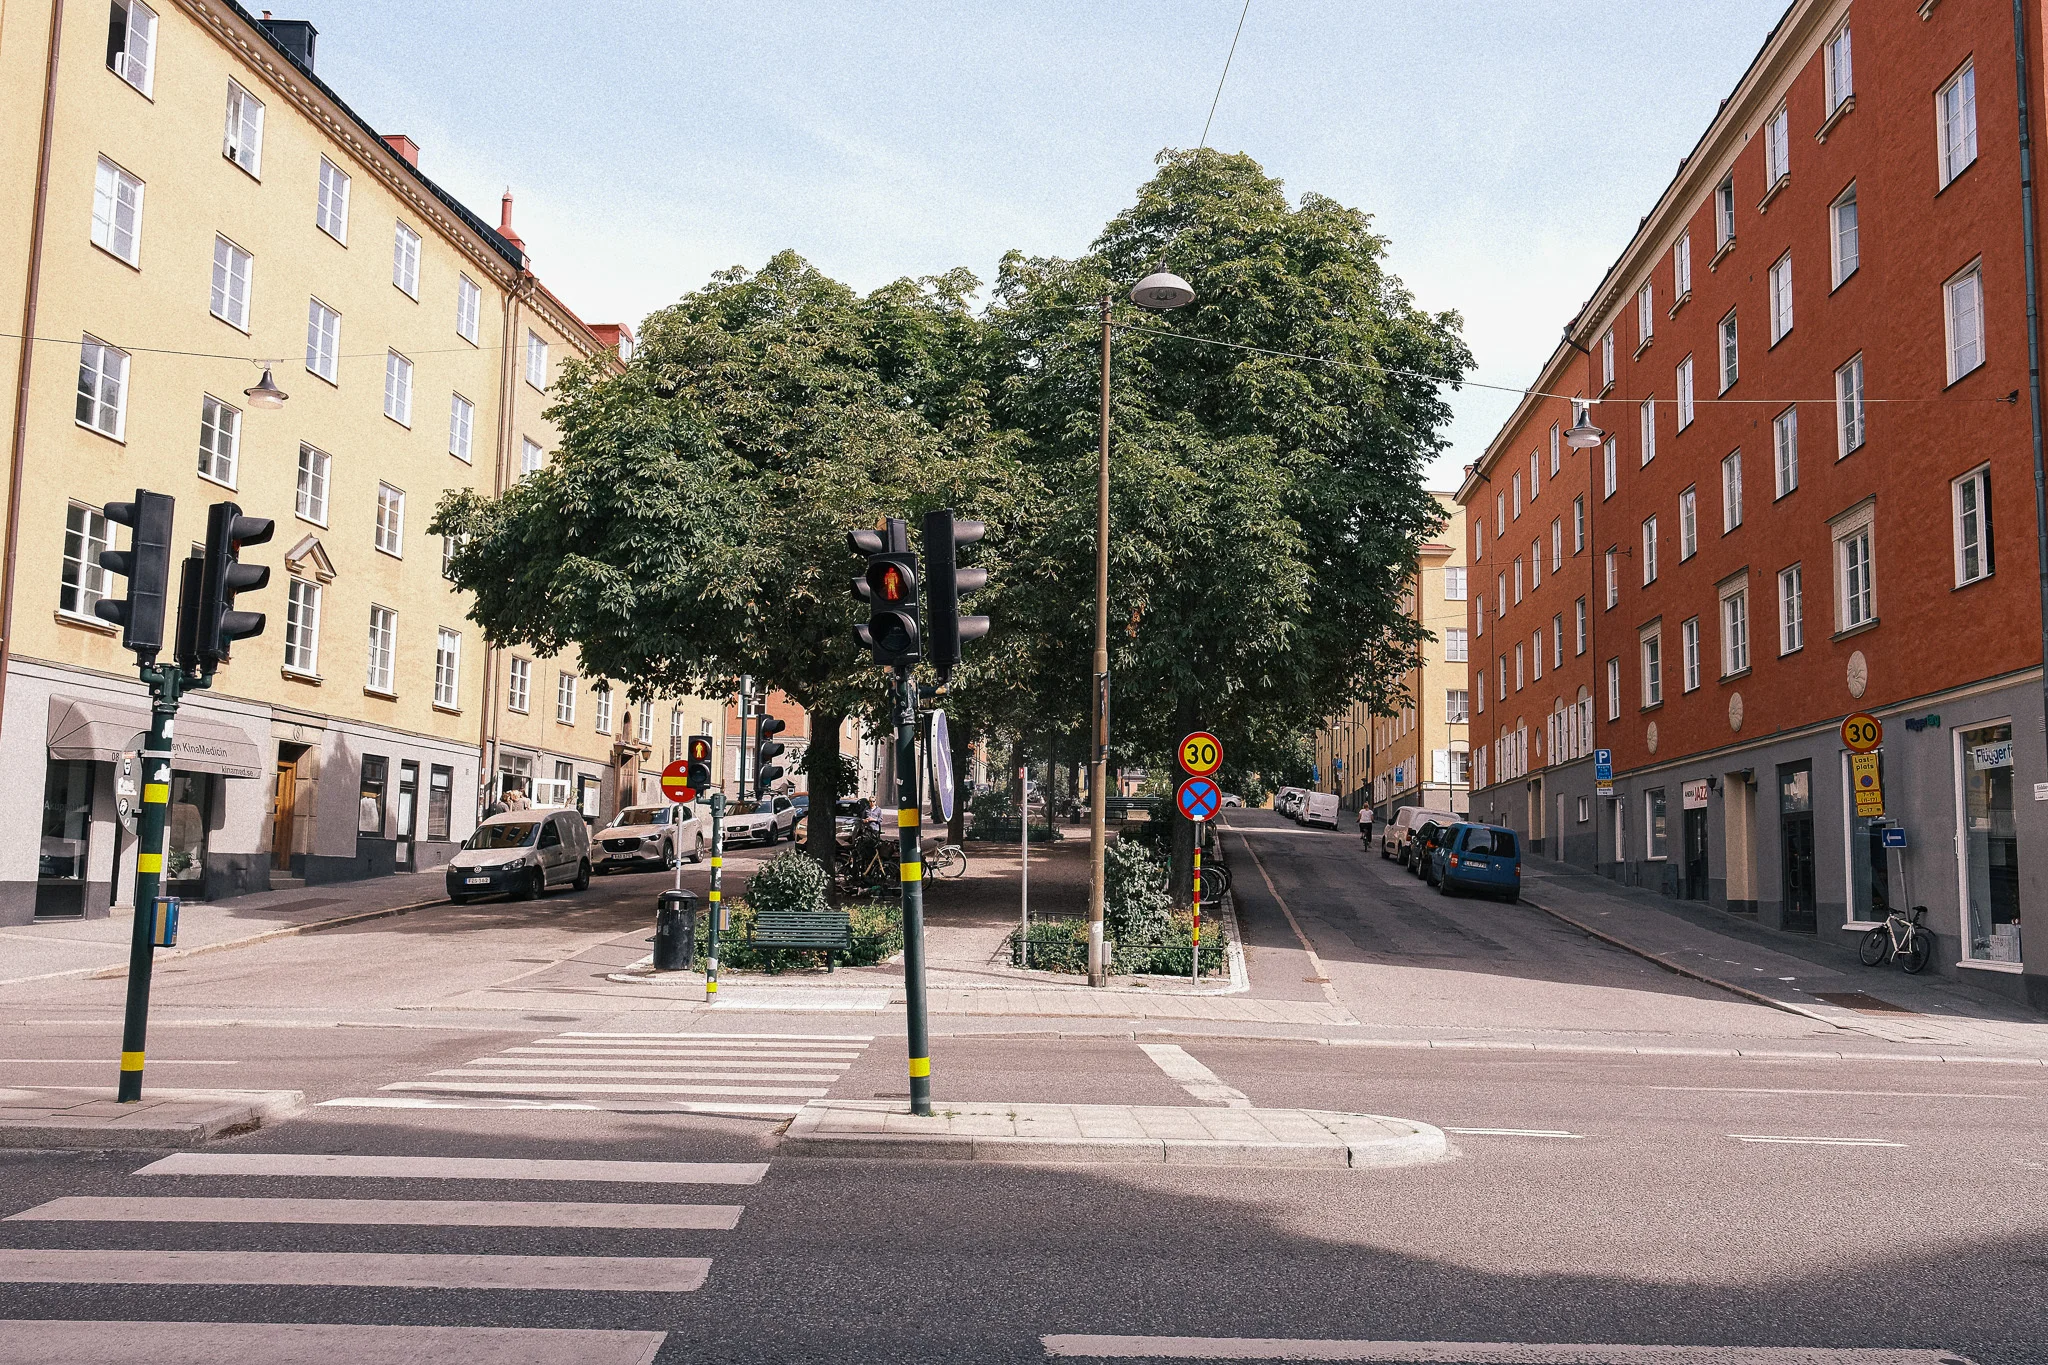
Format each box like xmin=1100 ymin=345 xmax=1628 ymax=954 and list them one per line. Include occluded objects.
xmin=68 ymin=897 xmax=451 ymax=984
xmin=1516 ymin=893 xmax=1849 ymax=1031
xmin=0 ymin=1087 xmax=304 ymax=1149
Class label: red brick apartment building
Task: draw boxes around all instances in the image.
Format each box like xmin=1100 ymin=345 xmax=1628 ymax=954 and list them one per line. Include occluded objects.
xmin=1459 ymin=0 xmax=2046 ymax=1009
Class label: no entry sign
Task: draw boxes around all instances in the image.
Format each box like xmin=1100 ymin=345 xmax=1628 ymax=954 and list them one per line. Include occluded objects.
xmin=660 ymin=760 xmax=696 ymax=804
xmin=1176 ymin=775 xmax=1222 ymax=823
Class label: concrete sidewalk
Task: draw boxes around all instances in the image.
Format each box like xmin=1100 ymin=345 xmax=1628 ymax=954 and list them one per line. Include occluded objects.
xmin=0 ymin=1086 xmax=302 ymax=1148
xmin=1517 ymin=856 xmax=2048 ymax=1053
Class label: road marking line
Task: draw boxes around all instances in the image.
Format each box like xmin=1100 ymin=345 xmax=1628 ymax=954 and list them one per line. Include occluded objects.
xmin=7 ymin=1196 xmax=744 ymax=1230
xmin=317 ymin=1096 xmax=805 ymax=1116
xmin=501 ymin=1048 xmax=859 ymax=1060
xmin=0 ymin=1058 xmax=238 ymax=1065
xmin=1041 ymin=1337 xmax=1977 ymax=1363
xmin=431 ymin=1068 xmax=842 ymax=1082
xmin=1655 ymin=1086 xmax=2022 ymax=1100
xmin=0 ymin=1321 xmax=669 ymax=1365
xmin=559 ymin=1032 xmax=873 ymax=1041
xmin=1229 ymin=827 xmax=1353 ymax=1019
xmin=1730 ymin=1135 xmax=1908 ymax=1147
xmin=384 ymin=1081 xmax=831 ymax=1098
xmin=477 ymin=1055 xmax=849 ymax=1069
xmin=1138 ymin=1043 xmax=1253 ymax=1108
xmin=1442 ymin=1128 xmax=1584 ymax=1139
xmin=136 ymin=1153 xmax=767 ymax=1184
xmin=0 ymin=1249 xmax=711 ymax=1293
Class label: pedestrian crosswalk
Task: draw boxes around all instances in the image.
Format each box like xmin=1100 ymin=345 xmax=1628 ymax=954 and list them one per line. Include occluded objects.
xmin=320 ymin=1030 xmax=875 ymax=1119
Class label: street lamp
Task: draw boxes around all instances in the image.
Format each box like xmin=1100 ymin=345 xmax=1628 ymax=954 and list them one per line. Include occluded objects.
xmin=1087 ymin=271 xmax=1195 ymax=986
xmin=243 ymin=365 xmax=288 ymax=410
xmin=1565 ymin=412 xmax=1603 ymax=448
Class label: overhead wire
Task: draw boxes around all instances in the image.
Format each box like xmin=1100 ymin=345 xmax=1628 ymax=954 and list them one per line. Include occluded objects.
xmin=1199 ymin=0 xmax=1254 ymax=151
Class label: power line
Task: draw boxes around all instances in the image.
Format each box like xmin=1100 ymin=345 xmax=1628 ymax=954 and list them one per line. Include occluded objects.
xmin=0 ymin=330 xmax=521 ymax=365
xmin=1199 ymin=0 xmax=1254 ymax=151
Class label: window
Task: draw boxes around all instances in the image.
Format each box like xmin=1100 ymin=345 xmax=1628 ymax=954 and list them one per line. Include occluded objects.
xmin=1768 ymin=254 xmax=1792 ymax=343
xmin=197 ymin=394 xmax=239 ymax=485
xmin=1573 ymin=496 xmax=1585 ymax=553
xmin=1514 ymin=642 xmax=1525 ymax=691
xmin=316 ymin=157 xmax=350 ymax=242
xmin=1646 ymin=789 xmax=1668 ymax=860
xmin=669 ymin=708 xmax=685 ymax=761
xmin=441 ymin=533 xmax=459 ymax=580
xmin=1552 ymin=614 xmax=1564 ymax=668
xmin=1602 ymin=436 xmax=1617 ymax=498
xmin=366 ymin=605 xmax=397 ymax=694
xmin=596 ymin=685 xmax=614 ymax=734
xmin=555 ymin=671 xmax=577 ymax=725
xmin=1514 ymin=471 xmax=1527 ymax=519
xmin=1446 ymin=689 xmax=1469 ymax=724
xmin=374 ymin=483 xmax=404 ymax=556
xmin=1532 ymin=630 xmax=1544 ymax=682
xmin=383 ymin=351 xmax=413 ymax=425
xmin=1676 ymin=487 xmax=1697 ymax=560
xmin=1774 ymin=407 xmax=1799 ymax=498
xmin=1476 ymin=594 xmax=1485 ymax=636
xmin=434 ymin=629 xmax=461 ymax=708
xmin=521 ymin=438 xmax=544 ymax=477
xmin=1551 ymin=517 xmax=1562 ymax=571
xmin=1498 ymin=656 xmax=1507 ymax=701
xmin=1642 ymin=515 xmax=1659 ymax=584
xmin=306 ymin=298 xmax=340 ymax=383
xmin=75 ymin=336 xmax=127 ymax=439
xmin=1722 ymin=583 xmax=1750 ymax=675
xmin=1607 ymin=657 xmax=1622 ymax=721
xmin=1474 ymin=518 xmax=1484 ymax=561
xmin=1496 ymin=491 xmax=1505 ymax=533
xmin=1765 ymin=106 xmax=1790 ymax=187
xmin=449 ymin=276 xmax=482 ymax=350
xmin=1601 ymin=329 xmax=1615 ymax=389
xmin=1836 ymin=354 xmax=1866 ymax=455
xmin=1637 ymin=282 xmax=1654 ymax=347
xmin=526 ymin=331 xmax=548 ymax=389
xmin=106 ymin=0 xmax=157 ymax=96
xmin=1677 ymin=356 xmax=1695 ymax=429
xmin=1675 ymin=233 xmax=1692 ymax=298
xmin=508 ymin=657 xmax=531 ymax=713
xmin=1722 ymin=452 xmax=1743 ymax=532
xmin=1641 ymin=629 xmax=1663 ymax=707
xmin=637 ymin=705 xmax=653 ymax=746
xmin=392 ymin=221 xmax=421 ymax=298
xmin=1530 ymin=538 xmax=1541 ymax=590
xmin=1604 ymin=549 xmax=1618 ymax=608
xmin=284 ymin=577 xmax=320 ymax=674
xmin=60 ymin=502 xmax=111 ymax=617
xmin=429 ymin=767 xmax=452 ymax=842
xmin=1835 ymin=504 xmax=1876 ymax=631
xmin=1530 ymin=449 xmax=1540 ymax=500
xmin=1681 ymin=617 xmax=1701 ymax=692
xmin=1946 ymin=263 xmax=1985 ymax=383
xmin=209 ymin=235 xmax=252 ymax=330
xmin=1778 ymin=565 xmax=1805 ymax=654
xmin=90 ymin=157 xmax=144 ymax=264
xmin=1715 ymin=175 xmax=1736 ymax=248
xmin=1826 ymin=24 xmax=1853 ymax=113
xmin=449 ymin=393 xmax=474 ymax=462
xmin=1831 ymin=186 xmax=1858 ymax=286
xmin=1954 ymin=465 xmax=1994 ymax=585
xmin=1958 ymin=721 xmax=2021 ymax=964
xmin=1444 ymin=565 xmax=1467 ymax=600
xmin=1939 ymin=61 xmax=1978 ymax=188
xmin=1445 ymin=628 xmax=1468 ymax=662
xmin=1718 ymin=310 xmax=1739 ymax=392
xmin=1550 ymin=422 xmax=1561 ymax=474
xmin=1496 ymin=572 xmax=1506 ymax=616
xmin=1638 ymin=397 xmax=1656 ymax=467
xmin=1513 ymin=558 xmax=1524 ymax=604
xmin=223 ymin=80 xmax=264 ymax=176
xmin=1575 ymin=598 xmax=1588 ymax=654
xmin=295 ymin=444 xmax=330 ymax=524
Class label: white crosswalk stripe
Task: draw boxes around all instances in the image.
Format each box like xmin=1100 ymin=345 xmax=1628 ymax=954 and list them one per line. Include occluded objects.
xmin=321 ymin=1030 xmax=875 ymax=1118
xmin=0 ymin=1322 xmax=669 ymax=1365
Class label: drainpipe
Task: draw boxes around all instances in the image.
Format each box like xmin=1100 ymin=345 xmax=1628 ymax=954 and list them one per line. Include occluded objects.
xmin=0 ymin=0 xmax=67 ymax=742
xmin=473 ymin=270 xmax=533 ymax=809
xmin=2013 ymin=1 xmax=2048 ymax=790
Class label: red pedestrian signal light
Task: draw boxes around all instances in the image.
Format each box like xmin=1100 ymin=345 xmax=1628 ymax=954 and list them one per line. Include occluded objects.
xmin=876 ymin=564 xmax=908 ymax=603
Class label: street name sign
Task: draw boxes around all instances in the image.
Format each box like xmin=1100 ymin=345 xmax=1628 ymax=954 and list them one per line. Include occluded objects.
xmin=659 ymin=760 xmax=695 ymax=804
xmin=1178 ymin=731 xmax=1222 ymax=777
xmin=1176 ymin=776 xmax=1222 ymax=823
xmin=1841 ymin=712 xmax=1882 ymax=754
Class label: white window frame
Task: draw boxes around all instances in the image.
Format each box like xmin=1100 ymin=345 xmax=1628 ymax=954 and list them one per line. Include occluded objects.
xmin=1573 ymin=495 xmax=1585 ymax=553
xmin=1778 ymin=564 xmax=1805 ymax=655
xmin=1445 ymin=627 xmax=1468 ymax=663
xmin=1551 ymin=613 xmax=1564 ymax=669
xmin=1826 ymin=23 xmax=1853 ymax=115
xmin=555 ymin=670 xmax=578 ymax=725
xmin=1637 ymin=282 xmax=1654 ymax=348
xmin=456 ymin=274 xmax=481 ymax=345
xmin=366 ymin=605 xmax=398 ymax=696
xmin=223 ymin=79 xmax=264 ymax=177
xmin=1575 ymin=597 xmax=1588 ymax=655
xmin=1476 ymin=594 xmax=1485 ymax=637
xmin=1939 ymin=61 xmax=1978 ymax=189
xmin=295 ymin=443 xmax=330 ymax=526
xmin=209 ymin=234 xmax=252 ymax=332
xmin=392 ymin=221 xmax=421 ymax=298
xmin=637 ymin=705 xmax=654 ymax=746
xmin=1603 ymin=436 xmax=1617 ymax=498
xmin=1445 ymin=689 xmax=1470 ymax=725
xmin=197 ymin=393 xmax=240 ymax=487
xmin=1718 ymin=309 xmax=1739 ymax=392
xmin=1836 ymin=354 xmax=1866 ymax=456
xmin=1675 ymin=233 xmax=1692 ymax=299
xmin=316 ymin=157 xmax=350 ymax=243
xmin=1645 ymin=788 xmax=1669 ymax=861
xmin=1514 ymin=641 xmax=1524 ymax=692
xmin=284 ymin=576 xmax=320 ymax=675
xmin=1764 ymin=105 xmax=1790 ymax=187
xmin=1773 ymin=406 xmax=1799 ymax=498
xmin=1512 ymin=471 xmax=1522 ymax=519
xmin=1604 ymin=549 xmax=1618 ymax=609
xmin=1531 ymin=630 xmax=1542 ymax=683
xmin=449 ymin=393 xmax=474 ymax=462
xmin=507 ymin=657 xmax=532 ymax=714
xmin=1678 ymin=487 xmax=1698 ymax=560
xmin=1677 ymin=356 xmax=1695 ymax=429
xmin=1720 ymin=579 xmax=1751 ymax=676
xmin=1550 ymin=517 xmax=1562 ymax=572
xmin=1681 ymin=616 xmax=1702 ymax=692
xmin=434 ymin=628 xmax=462 ymax=709
xmin=1601 ymin=328 xmax=1615 ymax=389
xmin=1715 ymin=175 xmax=1736 ymax=248
xmin=596 ymin=685 xmax=614 ymax=734
xmin=1530 ymin=449 xmax=1540 ymax=501
xmin=1945 ymin=260 xmax=1985 ymax=384
xmin=60 ymin=501 xmax=112 ymax=619
xmin=1642 ymin=515 xmax=1658 ymax=585
xmin=76 ymin=335 xmax=128 ymax=440
xmin=90 ymin=156 xmax=144 ymax=265
xmin=383 ymin=350 xmax=413 ymax=426
xmin=1640 ymin=627 xmax=1663 ymax=709
xmin=1444 ymin=565 xmax=1467 ymax=601
xmin=374 ymin=482 xmax=405 ymax=557
xmin=1606 ymin=657 xmax=1621 ymax=721
xmin=1833 ymin=500 xmax=1877 ymax=632
xmin=1831 ymin=185 xmax=1858 ymax=288
xmin=1768 ymin=252 xmax=1792 ymax=344
xmin=521 ymin=437 xmax=544 ymax=477
xmin=1722 ymin=450 xmax=1743 ymax=532
xmin=1953 ymin=464 xmax=1994 ymax=586
xmin=526 ymin=331 xmax=548 ymax=390
xmin=306 ymin=297 xmax=341 ymax=383
xmin=108 ymin=0 xmax=157 ymax=97
xmin=1549 ymin=422 xmax=1561 ymax=474
xmin=1639 ymin=396 xmax=1656 ymax=466
xmin=1530 ymin=537 xmax=1541 ymax=590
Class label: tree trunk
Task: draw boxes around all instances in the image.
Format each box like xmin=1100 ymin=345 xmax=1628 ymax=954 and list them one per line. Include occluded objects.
xmin=1169 ymin=705 xmax=1199 ymax=907
xmin=805 ymin=706 xmax=844 ymax=872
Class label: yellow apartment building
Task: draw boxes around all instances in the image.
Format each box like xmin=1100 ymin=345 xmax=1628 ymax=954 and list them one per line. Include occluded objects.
xmin=1356 ymin=492 xmax=1470 ymax=821
xmin=0 ymin=3 xmax=642 ymax=923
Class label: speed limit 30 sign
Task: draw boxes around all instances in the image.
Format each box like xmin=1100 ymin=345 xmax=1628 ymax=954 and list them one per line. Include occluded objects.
xmin=1841 ymin=712 xmax=1883 ymax=754
xmin=1179 ymin=731 xmax=1223 ymax=777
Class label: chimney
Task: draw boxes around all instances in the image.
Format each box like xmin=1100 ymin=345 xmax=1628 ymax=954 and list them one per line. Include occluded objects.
xmin=498 ymin=188 xmax=526 ymax=253
xmin=383 ymin=134 xmax=420 ymax=168
xmin=259 ymin=15 xmax=318 ymax=70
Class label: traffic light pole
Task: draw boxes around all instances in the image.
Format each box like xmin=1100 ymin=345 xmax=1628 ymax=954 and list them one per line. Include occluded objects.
xmin=706 ymin=791 xmax=725 ymax=1001
xmin=896 ymin=665 xmax=931 ymax=1116
xmin=1087 ymin=293 xmax=1113 ymax=988
xmin=116 ymin=663 xmax=203 ymax=1102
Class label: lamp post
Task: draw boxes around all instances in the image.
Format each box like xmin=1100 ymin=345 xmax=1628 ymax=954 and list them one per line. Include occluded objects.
xmin=1088 ymin=271 xmax=1195 ymax=987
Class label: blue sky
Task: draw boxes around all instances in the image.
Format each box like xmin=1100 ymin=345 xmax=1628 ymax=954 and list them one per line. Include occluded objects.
xmin=295 ymin=1 xmax=1790 ymax=487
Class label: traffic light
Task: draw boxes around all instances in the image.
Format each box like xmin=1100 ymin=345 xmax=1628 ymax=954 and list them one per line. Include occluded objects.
xmin=848 ymin=516 xmax=920 ymax=667
xmin=686 ymin=734 xmax=714 ymax=794
xmin=921 ymin=508 xmax=988 ymax=680
xmin=755 ymin=716 xmax=787 ymax=793
xmin=195 ymin=501 xmax=274 ymax=667
xmin=95 ymin=490 xmax=175 ymax=661
xmin=171 ymin=552 xmax=203 ymax=673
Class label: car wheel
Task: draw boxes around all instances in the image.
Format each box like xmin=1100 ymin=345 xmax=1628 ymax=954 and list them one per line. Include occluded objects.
xmin=690 ymin=835 xmax=705 ymax=864
xmin=513 ymin=870 xmax=539 ymax=902
xmin=448 ymin=894 xmax=470 ymax=906
xmin=1438 ymin=876 xmax=1454 ymax=897
xmin=662 ymin=841 xmax=678 ymax=871
xmin=572 ymin=858 xmax=591 ymax=892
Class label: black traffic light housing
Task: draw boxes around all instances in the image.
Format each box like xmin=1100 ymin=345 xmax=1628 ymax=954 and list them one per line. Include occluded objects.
xmin=755 ymin=716 xmax=787 ymax=793
xmin=196 ymin=501 xmax=274 ymax=668
xmin=921 ymin=508 xmax=988 ymax=680
xmin=685 ymin=734 xmax=714 ymax=795
xmin=96 ymin=490 xmax=175 ymax=662
xmin=848 ymin=516 xmax=920 ymax=667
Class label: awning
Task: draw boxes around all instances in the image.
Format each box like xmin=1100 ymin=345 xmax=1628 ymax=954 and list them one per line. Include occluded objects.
xmin=46 ymin=697 xmax=264 ymax=778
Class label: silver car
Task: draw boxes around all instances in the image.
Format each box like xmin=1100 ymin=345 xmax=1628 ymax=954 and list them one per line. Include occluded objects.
xmin=592 ymin=803 xmax=707 ymax=873
xmin=723 ymin=795 xmax=798 ymax=846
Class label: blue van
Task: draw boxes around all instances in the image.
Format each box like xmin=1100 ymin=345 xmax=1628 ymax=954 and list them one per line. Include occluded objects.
xmin=1433 ymin=823 xmax=1521 ymax=901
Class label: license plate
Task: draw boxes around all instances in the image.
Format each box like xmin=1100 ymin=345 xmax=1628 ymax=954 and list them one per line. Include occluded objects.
xmin=464 ymin=876 xmax=491 ymax=885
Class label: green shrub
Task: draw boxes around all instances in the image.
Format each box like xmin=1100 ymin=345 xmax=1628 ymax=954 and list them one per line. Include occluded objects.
xmin=746 ymin=850 xmax=830 ymax=916
xmin=1003 ymin=913 xmax=1228 ymax=977
xmin=1104 ymin=838 xmax=1173 ymax=948
xmin=690 ymin=893 xmax=902 ymax=974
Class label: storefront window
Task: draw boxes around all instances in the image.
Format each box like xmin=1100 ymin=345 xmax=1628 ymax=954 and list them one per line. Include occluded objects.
xmin=166 ymin=772 xmax=211 ymax=893
xmin=360 ymin=755 xmax=387 ymax=836
xmin=39 ymin=758 xmax=93 ymax=882
xmin=428 ymin=765 xmax=452 ymax=841
xmin=1959 ymin=723 xmax=2020 ymax=963
xmin=1645 ymin=788 xmax=1668 ymax=859
xmin=1845 ymin=751 xmax=1895 ymax=925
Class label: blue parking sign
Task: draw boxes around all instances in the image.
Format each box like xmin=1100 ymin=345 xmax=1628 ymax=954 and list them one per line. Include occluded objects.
xmin=1594 ymin=749 xmax=1613 ymax=781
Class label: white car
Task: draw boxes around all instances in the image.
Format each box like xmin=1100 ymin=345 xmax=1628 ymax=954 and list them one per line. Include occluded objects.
xmin=591 ymin=803 xmax=707 ymax=873
xmin=723 ymin=795 xmax=798 ymax=847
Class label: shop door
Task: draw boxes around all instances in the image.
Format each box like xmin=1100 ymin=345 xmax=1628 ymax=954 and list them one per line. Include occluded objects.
xmin=272 ymin=761 xmax=297 ymax=872
xmin=1778 ymin=762 xmax=1816 ymax=933
xmin=1683 ymin=808 xmax=1709 ymax=901
xmin=395 ymin=761 xmax=419 ymax=871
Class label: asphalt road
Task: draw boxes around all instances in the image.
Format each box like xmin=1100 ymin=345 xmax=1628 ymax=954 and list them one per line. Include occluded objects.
xmin=1 ymin=811 xmax=2042 ymax=1363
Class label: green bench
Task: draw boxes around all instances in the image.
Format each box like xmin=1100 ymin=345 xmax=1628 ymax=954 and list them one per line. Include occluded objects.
xmin=751 ymin=909 xmax=853 ymax=970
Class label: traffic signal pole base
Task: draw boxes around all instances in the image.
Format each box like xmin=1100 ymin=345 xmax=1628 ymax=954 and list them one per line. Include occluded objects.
xmin=896 ymin=667 xmax=931 ymax=1117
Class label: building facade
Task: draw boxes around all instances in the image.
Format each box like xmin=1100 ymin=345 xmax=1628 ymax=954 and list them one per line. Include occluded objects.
xmin=1462 ymin=0 xmax=2047 ymax=1009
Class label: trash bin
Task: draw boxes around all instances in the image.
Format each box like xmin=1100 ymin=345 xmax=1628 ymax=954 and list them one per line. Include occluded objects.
xmin=653 ymin=889 xmax=698 ymax=972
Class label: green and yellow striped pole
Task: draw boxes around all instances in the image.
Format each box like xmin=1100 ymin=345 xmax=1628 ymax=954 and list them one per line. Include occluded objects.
xmin=117 ymin=668 xmax=182 ymax=1102
xmin=896 ymin=666 xmax=931 ymax=1115
xmin=706 ymin=791 xmax=725 ymax=1001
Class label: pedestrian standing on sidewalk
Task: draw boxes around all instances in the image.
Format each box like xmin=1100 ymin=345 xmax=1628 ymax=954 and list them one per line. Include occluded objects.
xmin=501 ymin=781 xmax=531 ymax=813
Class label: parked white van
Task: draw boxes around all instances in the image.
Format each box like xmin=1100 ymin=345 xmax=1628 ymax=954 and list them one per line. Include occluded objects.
xmin=1302 ymin=792 xmax=1340 ymax=830
xmin=1380 ymin=806 xmax=1427 ymax=860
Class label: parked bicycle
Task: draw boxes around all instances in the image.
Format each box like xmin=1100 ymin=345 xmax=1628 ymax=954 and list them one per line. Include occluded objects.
xmin=929 ymin=844 xmax=968 ymax=879
xmin=1860 ymin=904 xmax=1934 ymax=974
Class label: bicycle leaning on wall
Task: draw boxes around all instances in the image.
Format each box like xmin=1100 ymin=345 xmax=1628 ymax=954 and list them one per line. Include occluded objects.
xmin=1859 ymin=904 xmax=1934 ymax=975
